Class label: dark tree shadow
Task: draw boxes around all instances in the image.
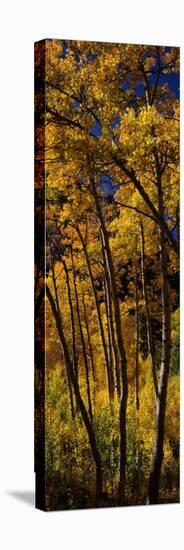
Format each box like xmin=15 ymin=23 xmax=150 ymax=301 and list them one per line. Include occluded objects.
xmin=7 ymin=491 xmax=35 ymax=507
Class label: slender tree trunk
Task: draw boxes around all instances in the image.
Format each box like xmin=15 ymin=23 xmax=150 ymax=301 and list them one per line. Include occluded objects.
xmin=101 ymin=232 xmax=121 ymax=399
xmin=104 ymin=277 xmax=115 ymax=395
xmin=71 ymin=249 xmax=93 ymax=423
xmin=46 ymin=284 xmax=103 ymax=498
xmin=51 ymin=263 xmax=75 ymax=420
xmin=133 ymin=242 xmax=141 ymax=496
xmin=82 ymin=293 xmax=97 ymax=384
xmin=61 ymin=259 xmax=78 ymax=382
xmin=82 ymin=293 xmax=97 ymax=409
xmin=148 ymin=162 xmax=171 ymax=504
xmin=90 ymin=178 xmax=128 ymax=503
xmin=75 ymin=224 xmax=113 ymax=405
xmin=140 ymin=222 xmax=159 ymax=401
xmin=134 ymin=250 xmax=139 ymax=411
